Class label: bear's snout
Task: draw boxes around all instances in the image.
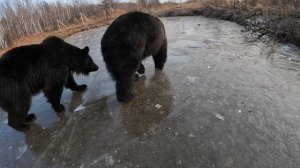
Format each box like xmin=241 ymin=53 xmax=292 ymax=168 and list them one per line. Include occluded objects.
xmin=90 ymin=63 xmax=99 ymax=72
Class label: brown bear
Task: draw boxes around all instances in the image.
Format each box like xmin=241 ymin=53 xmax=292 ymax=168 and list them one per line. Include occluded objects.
xmin=0 ymin=36 xmax=98 ymax=131
xmin=101 ymin=11 xmax=167 ymax=102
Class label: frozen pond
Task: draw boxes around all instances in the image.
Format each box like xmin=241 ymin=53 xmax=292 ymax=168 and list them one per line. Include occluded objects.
xmin=0 ymin=16 xmax=300 ymax=168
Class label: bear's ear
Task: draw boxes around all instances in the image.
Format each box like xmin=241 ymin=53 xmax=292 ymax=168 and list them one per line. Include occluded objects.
xmin=82 ymin=46 xmax=89 ymax=55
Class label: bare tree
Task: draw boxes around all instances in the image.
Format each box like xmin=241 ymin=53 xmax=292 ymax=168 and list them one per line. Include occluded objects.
xmin=0 ymin=0 xmax=107 ymax=49
xmin=101 ymin=0 xmax=115 ymax=19
xmin=137 ymin=0 xmax=160 ymax=9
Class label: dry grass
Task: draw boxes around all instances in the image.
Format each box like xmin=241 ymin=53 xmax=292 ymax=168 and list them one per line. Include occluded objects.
xmin=151 ymin=1 xmax=202 ymax=12
xmin=207 ymin=0 xmax=300 ymax=16
xmin=0 ymin=9 xmax=126 ymax=56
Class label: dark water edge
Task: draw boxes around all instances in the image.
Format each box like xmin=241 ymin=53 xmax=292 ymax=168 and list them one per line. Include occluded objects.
xmin=155 ymin=6 xmax=300 ymax=48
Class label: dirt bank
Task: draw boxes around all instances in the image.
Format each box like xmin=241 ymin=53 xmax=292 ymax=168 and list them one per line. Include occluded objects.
xmin=156 ymin=6 xmax=300 ymax=48
xmin=0 ymin=11 xmax=125 ymax=56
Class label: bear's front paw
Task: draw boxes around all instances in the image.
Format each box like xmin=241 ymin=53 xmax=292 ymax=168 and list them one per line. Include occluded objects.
xmin=25 ymin=114 xmax=36 ymax=123
xmin=117 ymin=93 xmax=134 ymax=102
xmin=134 ymin=74 xmax=140 ymax=82
xmin=52 ymin=104 xmax=66 ymax=113
xmin=155 ymin=65 xmax=164 ymax=70
xmin=76 ymin=84 xmax=87 ymax=92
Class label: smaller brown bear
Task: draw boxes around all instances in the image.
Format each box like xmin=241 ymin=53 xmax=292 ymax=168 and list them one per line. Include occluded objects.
xmin=0 ymin=36 xmax=99 ymax=131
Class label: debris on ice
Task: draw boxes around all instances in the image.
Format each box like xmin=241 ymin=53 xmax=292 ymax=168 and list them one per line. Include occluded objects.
xmin=215 ymin=113 xmax=225 ymax=121
xmin=188 ymin=133 xmax=196 ymax=138
xmin=74 ymin=105 xmax=86 ymax=112
xmin=155 ymin=104 xmax=162 ymax=109
xmin=186 ymin=76 xmax=196 ymax=82
xmin=105 ymin=156 xmax=114 ymax=166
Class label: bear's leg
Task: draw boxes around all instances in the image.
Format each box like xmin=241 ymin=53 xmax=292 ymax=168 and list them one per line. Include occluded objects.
xmin=8 ymin=112 xmax=30 ymax=131
xmin=116 ymin=75 xmax=135 ymax=102
xmin=153 ymin=39 xmax=168 ymax=70
xmin=44 ymin=85 xmax=65 ymax=113
xmin=65 ymin=73 xmax=87 ymax=92
xmin=137 ymin=63 xmax=145 ymax=74
xmin=115 ymin=59 xmax=140 ymax=102
xmin=44 ymin=71 xmax=68 ymax=113
xmin=7 ymin=98 xmax=31 ymax=131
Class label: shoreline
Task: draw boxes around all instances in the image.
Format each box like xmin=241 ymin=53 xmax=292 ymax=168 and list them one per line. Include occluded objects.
xmin=1 ymin=4 xmax=299 ymax=56
xmin=155 ymin=6 xmax=300 ymax=48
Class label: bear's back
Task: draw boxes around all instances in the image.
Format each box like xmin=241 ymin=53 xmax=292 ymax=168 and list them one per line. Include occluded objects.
xmin=0 ymin=44 xmax=55 ymax=79
xmin=101 ymin=11 xmax=166 ymax=59
xmin=1 ymin=45 xmax=38 ymax=74
xmin=102 ymin=12 xmax=163 ymax=45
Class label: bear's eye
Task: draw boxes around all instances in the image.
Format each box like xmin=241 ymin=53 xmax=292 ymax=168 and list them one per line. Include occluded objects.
xmin=85 ymin=57 xmax=91 ymax=64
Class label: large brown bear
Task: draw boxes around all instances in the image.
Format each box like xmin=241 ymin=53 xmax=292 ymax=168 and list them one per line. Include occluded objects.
xmin=101 ymin=11 xmax=168 ymax=102
xmin=0 ymin=36 xmax=99 ymax=131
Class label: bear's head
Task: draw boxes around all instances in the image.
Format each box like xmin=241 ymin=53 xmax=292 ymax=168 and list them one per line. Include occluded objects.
xmin=72 ymin=46 xmax=99 ymax=75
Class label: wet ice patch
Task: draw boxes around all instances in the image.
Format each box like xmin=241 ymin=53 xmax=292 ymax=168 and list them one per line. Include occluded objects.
xmin=277 ymin=43 xmax=300 ymax=62
xmin=90 ymin=154 xmax=114 ymax=166
xmin=105 ymin=156 xmax=114 ymax=166
xmin=188 ymin=44 xmax=201 ymax=48
xmin=73 ymin=104 xmax=86 ymax=112
xmin=223 ymin=157 xmax=234 ymax=167
xmin=186 ymin=76 xmax=196 ymax=83
xmin=16 ymin=144 xmax=28 ymax=159
xmin=177 ymin=160 xmax=182 ymax=165
xmin=90 ymin=159 xmax=99 ymax=165
xmin=155 ymin=104 xmax=162 ymax=109
xmin=188 ymin=133 xmax=196 ymax=138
